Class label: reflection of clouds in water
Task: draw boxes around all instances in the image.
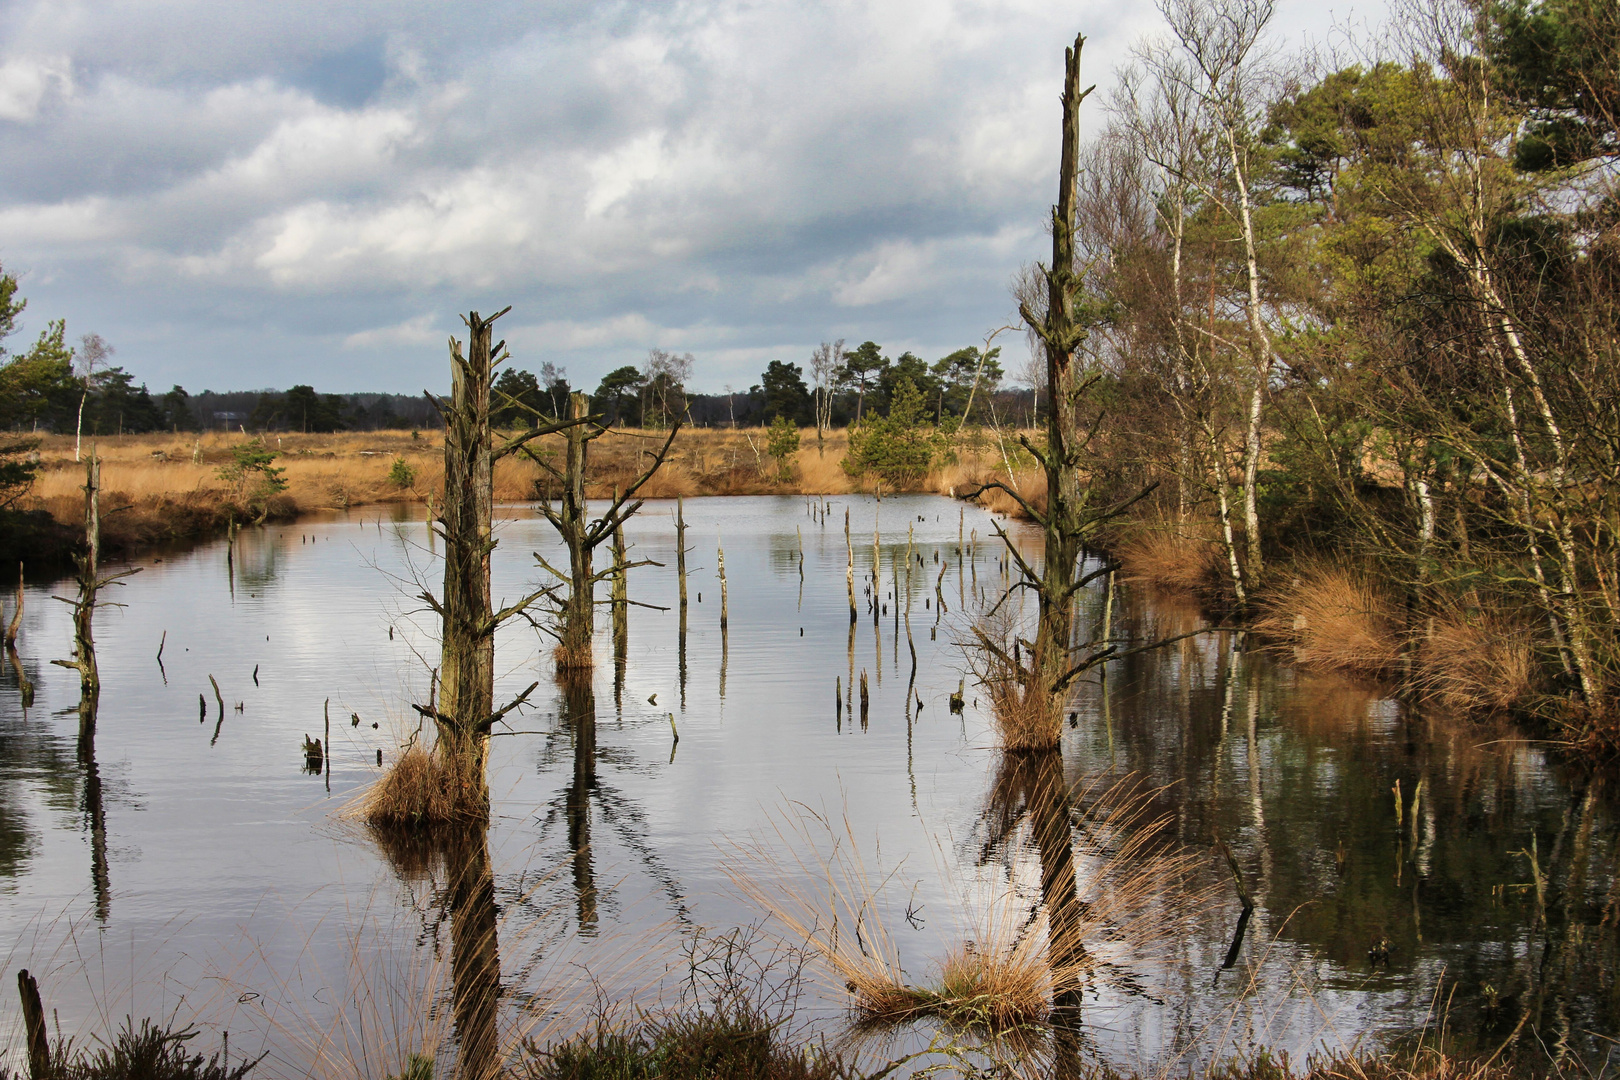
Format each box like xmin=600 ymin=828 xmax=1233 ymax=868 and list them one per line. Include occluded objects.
xmin=0 ymin=496 xmax=1610 ymax=1070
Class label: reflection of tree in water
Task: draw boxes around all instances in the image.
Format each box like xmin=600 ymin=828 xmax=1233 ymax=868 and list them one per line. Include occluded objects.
xmin=972 ymin=749 xmax=1194 ymax=1070
xmin=369 ymin=824 xmax=501 ymax=1080
xmin=229 ymin=528 xmax=284 ymax=594
xmin=530 ymin=675 xmax=691 ymax=938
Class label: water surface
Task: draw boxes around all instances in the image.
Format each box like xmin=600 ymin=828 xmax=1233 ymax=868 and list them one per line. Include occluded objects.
xmin=0 ymin=495 xmax=1612 ymax=1073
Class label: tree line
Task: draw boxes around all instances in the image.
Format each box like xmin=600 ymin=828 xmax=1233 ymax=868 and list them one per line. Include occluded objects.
xmin=1051 ymin=0 xmax=1619 ymax=717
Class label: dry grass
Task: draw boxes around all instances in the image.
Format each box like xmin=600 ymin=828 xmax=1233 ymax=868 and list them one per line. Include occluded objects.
xmin=962 ymin=605 xmax=1063 ymax=752
xmin=352 ymin=743 xmax=480 ymax=828
xmin=1414 ymin=606 xmax=1537 ymax=717
xmin=725 ymin=775 xmax=1204 ymax=1066
xmin=1113 ymin=526 xmax=1222 ymax=595
xmin=11 ymin=426 xmax=1043 ymax=561
xmin=1253 ymin=563 xmax=1403 ymax=678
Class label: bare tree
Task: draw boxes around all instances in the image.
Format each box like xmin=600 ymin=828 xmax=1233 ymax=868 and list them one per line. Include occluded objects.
xmin=526 ymin=392 xmax=678 ymax=671
xmin=809 ymin=339 xmax=844 ymax=455
xmin=410 ymin=308 xmax=586 ymax=821
xmin=74 ymin=334 xmax=113 ymax=463
xmin=643 ymin=348 xmax=695 ymax=428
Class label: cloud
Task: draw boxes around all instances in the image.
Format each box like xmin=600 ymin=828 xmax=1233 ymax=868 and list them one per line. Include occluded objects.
xmin=0 ymin=0 xmax=1387 ymax=394
xmin=342 ymin=313 xmax=440 ymax=349
xmin=0 ymin=54 xmax=71 ymax=122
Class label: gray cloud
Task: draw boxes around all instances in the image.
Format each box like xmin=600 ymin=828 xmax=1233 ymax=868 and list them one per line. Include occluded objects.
xmin=0 ymin=0 xmax=1380 ymax=395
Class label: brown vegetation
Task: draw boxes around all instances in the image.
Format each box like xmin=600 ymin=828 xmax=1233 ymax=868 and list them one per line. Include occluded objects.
xmin=354 ymin=743 xmax=475 ymax=828
xmin=1413 ymin=607 xmax=1538 ymax=718
xmin=1112 ymin=526 xmax=1222 ymax=596
xmin=9 ymin=427 xmax=1038 ymax=563
xmin=1252 ymin=564 xmax=1404 ymax=679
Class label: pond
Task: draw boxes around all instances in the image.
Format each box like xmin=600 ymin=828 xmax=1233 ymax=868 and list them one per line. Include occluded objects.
xmin=0 ymin=495 xmax=1614 ymax=1075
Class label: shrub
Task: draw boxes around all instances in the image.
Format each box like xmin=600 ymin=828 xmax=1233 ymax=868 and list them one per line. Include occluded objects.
xmin=388 ymin=456 xmax=417 ymax=489
xmin=765 ymin=415 xmax=799 ymax=482
xmin=841 ymin=377 xmax=942 ymax=489
xmin=215 ymin=440 xmax=286 ymax=506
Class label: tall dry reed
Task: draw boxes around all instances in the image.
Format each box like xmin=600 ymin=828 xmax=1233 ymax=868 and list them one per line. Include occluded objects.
xmin=1253 ymin=564 xmax=1403 ymax=677
xmin=1413 ymin=607 xmax=1537 ymax=716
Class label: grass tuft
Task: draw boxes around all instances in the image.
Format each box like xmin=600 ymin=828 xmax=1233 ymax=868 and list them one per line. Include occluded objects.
xmin=1253 ymin=564 xmax=1402 ymax=677
xmin=1414 ymin=606 xmax=1537 ymax=717
xmin=517 ymin=1004 xmax=848 ymax=1080
xmin=355 ymin=743 xmax=480 ymax=829
xmin=1112 ymin=527 xmax=1221 ymax=595
xmin=29 ymin=1017 xmax=259 ymax=1080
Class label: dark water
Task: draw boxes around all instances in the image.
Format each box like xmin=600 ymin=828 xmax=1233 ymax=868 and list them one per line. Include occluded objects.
xmin=0 ymin=495 xmax=1614 ymax=1075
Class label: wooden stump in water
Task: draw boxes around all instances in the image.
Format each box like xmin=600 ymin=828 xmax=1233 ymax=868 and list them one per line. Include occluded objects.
xmin=18 ymin=968 xmax=49 ymax=1080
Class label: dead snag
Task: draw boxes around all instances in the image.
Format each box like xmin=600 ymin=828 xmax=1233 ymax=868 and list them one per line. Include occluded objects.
xmin=50 ymin=452 xmax=139 ymax=751
xmin=404 ymin=308 xmax=583 ymax=823
xmin=526 ymin=391 xmax=677 ymax=671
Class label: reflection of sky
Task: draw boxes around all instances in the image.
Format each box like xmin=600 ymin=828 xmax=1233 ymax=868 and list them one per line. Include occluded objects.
xmin=0 ymin=494 xmax=1610 ymax=1073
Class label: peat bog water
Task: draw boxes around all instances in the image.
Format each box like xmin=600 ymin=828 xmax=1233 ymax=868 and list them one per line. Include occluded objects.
xmin=0 ymin=494 xmax=1615 ymax=1074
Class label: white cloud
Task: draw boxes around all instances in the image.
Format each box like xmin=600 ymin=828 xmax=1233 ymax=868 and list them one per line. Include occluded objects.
xmin=0 ymin=0 xmax=1388 ymax=393
xmin=342 ymin=313 xmax=439 ymax=349
xmin=0 ymin=54 xmax=71 ymax=122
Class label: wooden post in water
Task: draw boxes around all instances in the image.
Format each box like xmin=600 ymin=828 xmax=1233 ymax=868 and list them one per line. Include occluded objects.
xmin=676 ymin=497 xmax=689 ymax=614
xmin=4 ymin=562 xmax=21 ymax=648
xmin=18 ymin=968 xmax=49 ymax=1080
xmin=845 ymin=508 xmax=856 ymax=624
xmin=859 ymin=669 xmax=869 ymax=727
xmin=718 ymin=538 xmax=728 ymax=630
xmin=676 ymin=497 xmax=688 ymax=707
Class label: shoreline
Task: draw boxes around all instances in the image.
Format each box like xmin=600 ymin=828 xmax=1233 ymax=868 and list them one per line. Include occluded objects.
xmin=1 ymin=427 xmax=1040 ymax=567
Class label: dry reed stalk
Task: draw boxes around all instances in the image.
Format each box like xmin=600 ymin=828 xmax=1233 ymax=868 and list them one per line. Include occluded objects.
xmin=1113 ymin=527 xmax=1220 ymax=594
xmin=1414 ymin=608 xmax=1536 ymax=716
xmin=1253 ymin=563 xmax=1403 ymax=677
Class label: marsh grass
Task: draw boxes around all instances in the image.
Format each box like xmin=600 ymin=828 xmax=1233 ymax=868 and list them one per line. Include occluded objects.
xmin=1253 ymin=565 xmax=1403 ymax=678
xmin=1413 ymin=607 xmax=1537 ymax=718
xmin=516 ymin=1004 xmax=853 ymax=1080
xmin=725 ymin=777 xmax=1205 ymax=1073
xmin=27 ymin=1018 xmax=260 ymax=1080
xmin=355 ymin=743 xmax=476 ymax=828
xmin=1113 ymin=527 xmax=1222 ymax=596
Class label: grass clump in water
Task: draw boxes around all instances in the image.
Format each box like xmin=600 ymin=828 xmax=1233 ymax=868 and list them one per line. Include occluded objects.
xmin=357 ymin=743 xmax=479 ymax=828
xmin=21 ymin=1018 xmax=259 ymax=1080
xmin=517 ymin=1005 xmax=854 ymax=1080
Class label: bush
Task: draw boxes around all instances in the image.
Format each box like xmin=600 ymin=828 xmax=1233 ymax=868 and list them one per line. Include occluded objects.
xmin=388 ymin=456 xmax=417 ymax=489
xmin=765 ymin=415 xmax=799 ymax=482
xmin=841 ymin=377 xmax=942 ymax=489
xmin=215 ymin=440 xmax=286 ymax=508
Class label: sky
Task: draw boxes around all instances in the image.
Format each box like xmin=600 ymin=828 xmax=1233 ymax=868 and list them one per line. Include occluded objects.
xmin=0 ymin=0 xmax=1384 ymax=397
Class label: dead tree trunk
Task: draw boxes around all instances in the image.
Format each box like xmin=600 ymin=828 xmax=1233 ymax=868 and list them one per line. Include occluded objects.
xmin=965 ymin=33 xmax=1161 ymax=749
xmin=411 ymin=308 xmax=578 ymax=822
xmin=51 ymin=453 xmax=138 ymax=753
xmin=530 ymin=391 xmax=678 ymax=672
